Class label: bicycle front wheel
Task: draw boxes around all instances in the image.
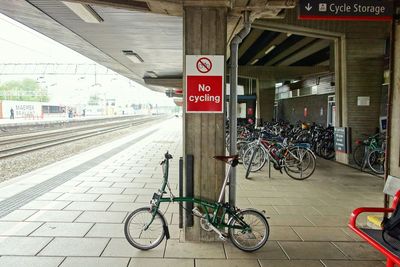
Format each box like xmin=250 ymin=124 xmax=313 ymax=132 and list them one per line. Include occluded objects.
xmin=367 ymin=149 xmax=385 ymax=174
xmin=228 ymin=209 xmax=269 ymax=252
xmin=124 ymin=207 xmax=166 ymax=250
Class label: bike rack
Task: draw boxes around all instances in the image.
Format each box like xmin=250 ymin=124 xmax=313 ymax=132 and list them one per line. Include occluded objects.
xmin=267 ymin=154 xmax=271 ymax=179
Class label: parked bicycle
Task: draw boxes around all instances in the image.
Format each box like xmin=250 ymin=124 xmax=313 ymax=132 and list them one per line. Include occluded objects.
xmin=124 ymin=152 xmax=270 ymax=252
xmin=242 ymin=137 xmax=316 ymax=180
xmin=366 ymin=141 xmax=386 ymax=175
xmin=353 ymin=133 xmax=385 ymax=174
xmin=238 ymin=121 xmax=335 ymax=161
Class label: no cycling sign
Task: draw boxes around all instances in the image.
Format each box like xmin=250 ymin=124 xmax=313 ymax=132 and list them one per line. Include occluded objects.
xmin=185 ymin=55 xmax=224 ymax=113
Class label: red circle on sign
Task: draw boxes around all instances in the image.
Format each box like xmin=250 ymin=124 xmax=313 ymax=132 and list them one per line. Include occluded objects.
xmin=196 ymin=57 xmax=212 ymax=73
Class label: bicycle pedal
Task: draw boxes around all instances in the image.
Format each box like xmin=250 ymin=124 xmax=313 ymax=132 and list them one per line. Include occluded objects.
xmin=218 ymin=233 xmax=227 ymax=241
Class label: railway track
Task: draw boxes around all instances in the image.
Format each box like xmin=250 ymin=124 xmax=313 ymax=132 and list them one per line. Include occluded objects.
xmin=0 ymin=115 xmax=150 ymax=136
xmin=0 ymin=115 xmax=166 ymax=159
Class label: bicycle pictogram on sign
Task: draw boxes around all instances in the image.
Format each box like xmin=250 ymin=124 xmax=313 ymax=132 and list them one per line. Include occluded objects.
xmin=196 ymin=57 xmax=212 ymax=73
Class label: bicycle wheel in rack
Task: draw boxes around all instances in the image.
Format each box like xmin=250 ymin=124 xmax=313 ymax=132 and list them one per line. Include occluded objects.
xmin=228 ymin=209 xmax=269 ymax=252
xmin=352 ymin=144 xmax=366 ymax=167
xmin=367 ymin=149 xmax=385 ymax=175
xmin=284 ymin=148 xmax=315 ymax=180
xmin=237 ymin=140 xmax=250 ymax=163
xmin=124 ymin=207 xmax=166 ymax=250
xmin=243 ymin=146 xmax=266 ymax=177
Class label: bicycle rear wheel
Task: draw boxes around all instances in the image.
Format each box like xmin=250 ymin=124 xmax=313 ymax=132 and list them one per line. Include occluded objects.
xmin=124 ymin=207 xmax=166 ymax=250
xmin=352 ymin=144 xmax=366 ymax=167
xmin=228 ymin=209 xmax=269 ymax=252
xmin=367 ymin=149 xmax=385 ymax=174
xmin=284 ymin=148 xmax=315 ymax=180
xmin=319 ymin=142 xmax=335 ymax=160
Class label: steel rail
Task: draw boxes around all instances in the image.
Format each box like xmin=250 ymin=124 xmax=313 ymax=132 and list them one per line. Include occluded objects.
xmin=0 ymin=115 xmax=166 ymax=159
xmin=0 ymin=118 xmax=146 ymax=146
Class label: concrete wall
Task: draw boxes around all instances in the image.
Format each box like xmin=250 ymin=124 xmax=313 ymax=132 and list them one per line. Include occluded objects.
xmin=277 ymin=94 xmax=329 ymax=125
xmin=257 ymin=80 xmax=275 ymax=124
xmin=258 ymin=88 xmax=275 ymax=122
xmin=346 ymin=39 xmax=385 ymax=144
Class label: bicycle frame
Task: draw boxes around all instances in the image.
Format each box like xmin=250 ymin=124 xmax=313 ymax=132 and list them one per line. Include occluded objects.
xmin=147 ymin=155 xmax=250 ymax=232
xmin=258 ymin=138 xmax=292 ymax=167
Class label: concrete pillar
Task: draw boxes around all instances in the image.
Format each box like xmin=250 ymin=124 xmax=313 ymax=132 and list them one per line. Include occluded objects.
xmin=257 ymin=80 xmax=276 ymax=123
xmin=389 ymin=21 xmax=400 ymax=177
xmin=183 ymin=5 xmax=227 ymax=241
xmin=338 ymin=37 xmax=385 ymax=164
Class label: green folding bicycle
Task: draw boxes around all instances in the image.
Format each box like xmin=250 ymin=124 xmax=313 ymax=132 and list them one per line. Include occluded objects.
xmin=124 ymin=152 xmax=269 ymax=252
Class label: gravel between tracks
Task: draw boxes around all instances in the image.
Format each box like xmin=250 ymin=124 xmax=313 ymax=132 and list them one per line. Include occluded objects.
xmin=0 ymin=120 xmax=161 ymax=183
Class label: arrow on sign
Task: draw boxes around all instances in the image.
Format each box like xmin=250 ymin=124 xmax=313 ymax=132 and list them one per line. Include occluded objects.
xmin=305 ymin=3 xmax=312 ymax=11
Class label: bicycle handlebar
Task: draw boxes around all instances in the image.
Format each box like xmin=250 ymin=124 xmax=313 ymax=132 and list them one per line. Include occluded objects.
xmin=164 ymin=151 xmax=173 ymax=160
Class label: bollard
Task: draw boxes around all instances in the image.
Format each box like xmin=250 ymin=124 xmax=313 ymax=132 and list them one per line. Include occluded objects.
xmin=185 ymin=155 xmax=194 ymax=227
xmin=178 ymin=157 xmax=183 ymax=229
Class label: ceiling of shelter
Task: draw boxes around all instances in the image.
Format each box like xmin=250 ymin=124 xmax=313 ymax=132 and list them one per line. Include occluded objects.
xmin=0 ymin=0 xmax=330 ymax=94
xmin=237 ymin=28 xmax=332 ymax=68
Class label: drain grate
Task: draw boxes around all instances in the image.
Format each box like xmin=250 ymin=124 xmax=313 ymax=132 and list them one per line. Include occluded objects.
xmin=0 ymin=130 xmax=158 ymax=218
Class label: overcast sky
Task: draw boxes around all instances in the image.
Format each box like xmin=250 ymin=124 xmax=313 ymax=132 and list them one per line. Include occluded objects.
xmin=0 ymin=13 xmax=175 ymax=106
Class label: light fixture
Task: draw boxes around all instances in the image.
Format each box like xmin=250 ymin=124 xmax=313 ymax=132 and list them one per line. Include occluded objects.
xmin=287 ymin=33 xmax=292 ymax=37
xmin=62 ymin=1 xmax=103 ymax=23
xmin=264 ymin=45 xmax=276 ymax=55
xmin=250 ymin=58 xmax=259 ymax=65
xmin=145 ymin=71 xmax=157 ymax=78
xmin=122 ymin=50 xmax=144 ymax=63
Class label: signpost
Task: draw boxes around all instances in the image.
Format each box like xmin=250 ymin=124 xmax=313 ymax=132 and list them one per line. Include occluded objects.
xmin=185 ymin=55 xmax=224 ymax=113
xmin=299 ymin=0 xmax=393 ymax=21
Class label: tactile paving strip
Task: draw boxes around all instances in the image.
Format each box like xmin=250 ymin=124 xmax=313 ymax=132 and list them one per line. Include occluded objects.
xmin=0 ymin=130 xmax=158 ymax=218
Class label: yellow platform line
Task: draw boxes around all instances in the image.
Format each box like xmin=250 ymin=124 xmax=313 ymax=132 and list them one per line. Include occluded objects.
xmin=367 ymin=215 xmax=382 ymax=228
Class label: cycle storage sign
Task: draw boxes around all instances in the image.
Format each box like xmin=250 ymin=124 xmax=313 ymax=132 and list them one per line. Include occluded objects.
xmin=185 ymin=55 xmax=224 ymax=113
xmin=299 ymin=0 xmax=393 ymax=21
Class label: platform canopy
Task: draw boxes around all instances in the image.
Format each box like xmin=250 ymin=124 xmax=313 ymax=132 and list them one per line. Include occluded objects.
xmin=0 ymin=1 xmax=330 ymax=94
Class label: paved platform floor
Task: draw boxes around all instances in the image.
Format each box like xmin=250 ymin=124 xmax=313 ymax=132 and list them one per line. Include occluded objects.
xmin=0 ymin=118 xmax=387 ymax=266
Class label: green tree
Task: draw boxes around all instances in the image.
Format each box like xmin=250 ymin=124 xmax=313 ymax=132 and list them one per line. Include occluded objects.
xmin=0 ymin=79 xmax=49 ymax=102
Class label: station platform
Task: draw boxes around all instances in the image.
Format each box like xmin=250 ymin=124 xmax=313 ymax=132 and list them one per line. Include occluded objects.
xmin=0 ymin=117 xmax=386 ymax=267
